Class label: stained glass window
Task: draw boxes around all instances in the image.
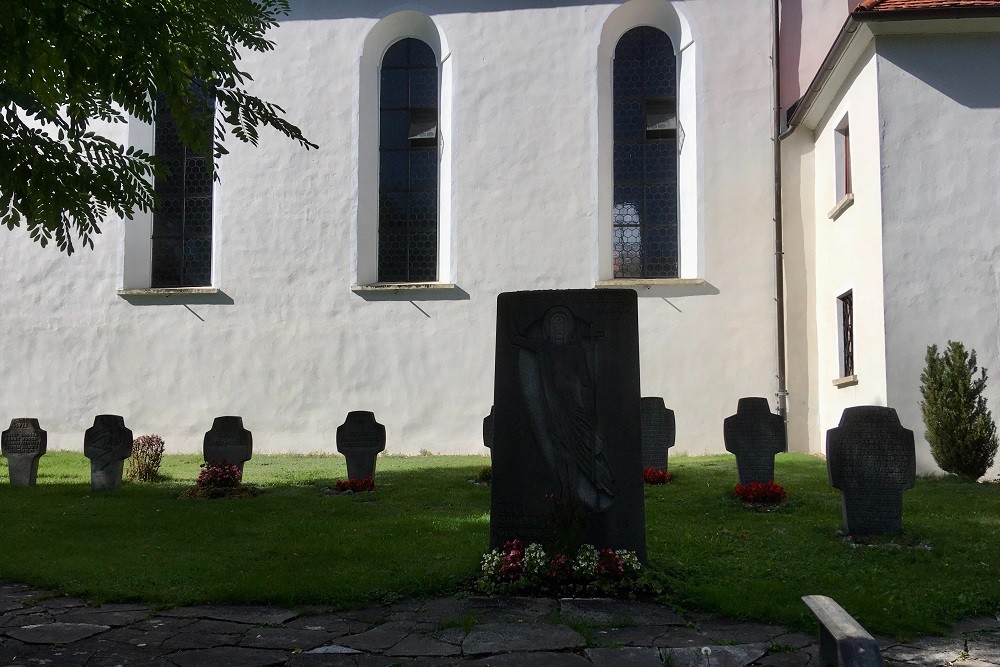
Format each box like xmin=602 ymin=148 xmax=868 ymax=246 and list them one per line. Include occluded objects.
xmin=151 ymin=90 xmax=214 ymax=287
xmin=378 ymin=38 xmax=439 ymax=283
xmin=613 ymin=27 xmax=678 ymax=279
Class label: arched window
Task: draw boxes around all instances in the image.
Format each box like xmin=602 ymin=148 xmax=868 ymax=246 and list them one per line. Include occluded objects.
xmin=612 ymin=26 xmax=677 ymax=279
xmin=378 ymin=38 xmax=439 ymax=283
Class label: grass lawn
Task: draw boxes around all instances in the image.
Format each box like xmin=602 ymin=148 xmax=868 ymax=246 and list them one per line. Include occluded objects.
xmin=0 ymin=451 xmax=997 ymax=638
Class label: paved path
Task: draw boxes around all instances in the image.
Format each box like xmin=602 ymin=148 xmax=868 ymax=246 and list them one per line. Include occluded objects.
xmin=0 ymin=583 xmax=997 ymax=666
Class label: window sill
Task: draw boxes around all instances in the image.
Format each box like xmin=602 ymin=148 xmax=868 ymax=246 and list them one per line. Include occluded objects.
xmin=595 ymin=278 xmax=706 ymax=289
xmin=828 ymin=193 xmax=855 ymax=220
xmin=833 ymin=375 xmax=858 ymax=388
xmin=117 ymin=287 xmax=219 ymax=297
xmin=594 ymin=278 xmax=718 ymax=297
xmin=351 ymin=282 xmax=458 ymax=294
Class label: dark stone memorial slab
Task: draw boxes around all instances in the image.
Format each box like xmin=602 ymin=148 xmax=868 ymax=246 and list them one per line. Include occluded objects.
xmin=483 ymin=407 xmax=494 ymax=449
xmin=83 ymin=415 xmax=133 ymax=491
xmin=827 ymin=406 xmax=915 ymax=536
xmin=204 ymin=417 xmax=253 ymax=472
xmin=336 ymin=411 xmax=386 ymax=480
xmin=640 ymin=398 xmax=675 ymax=471
xmin=1 ymin=418 xmax=47 ymax=486
xmin=723 ymin=397 xmax=786 ymax=484
xmin=491 ymin=289 xmax=645 ymax=560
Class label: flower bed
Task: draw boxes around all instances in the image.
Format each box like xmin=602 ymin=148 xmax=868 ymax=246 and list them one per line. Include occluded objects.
xmin=178 ymin=461 xmax=260 ymax=499
xmin=478 ymin=540 xmax=660 ymax=598
xmin=333 ymin=477 xmax=375 ymax=494
xmin=734 ymin=481 xmax=786 ymax=508
xmin=643 ymin=467 xmax=671 ymax=484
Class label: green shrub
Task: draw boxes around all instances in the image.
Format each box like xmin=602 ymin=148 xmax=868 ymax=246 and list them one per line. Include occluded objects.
xmin=125 ymin=434 xmax=165 ymax=482
xmin=920 ymin=341 xmax=998 ymax=480
xmin=476 ymin=465 xmax=491 ymax=484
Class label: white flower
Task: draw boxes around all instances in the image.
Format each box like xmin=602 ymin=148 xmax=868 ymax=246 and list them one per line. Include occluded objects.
xmin=523 ymin=543 xmax=548 ymax=576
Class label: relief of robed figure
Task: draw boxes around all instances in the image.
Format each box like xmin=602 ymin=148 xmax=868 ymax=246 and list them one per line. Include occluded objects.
xmin=509 ymin=306 xmax=618 ymax=513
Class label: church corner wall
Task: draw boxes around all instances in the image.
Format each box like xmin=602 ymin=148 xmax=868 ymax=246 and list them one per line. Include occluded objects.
xmin=876 ymin=32 xmax=1000 ymax=477
xmin=785 ymin=49 xmax=889 ymax=459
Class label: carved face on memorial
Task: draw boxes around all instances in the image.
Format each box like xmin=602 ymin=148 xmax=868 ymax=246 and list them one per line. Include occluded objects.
xmin=544 ymin=308 xmax=574 ymax=346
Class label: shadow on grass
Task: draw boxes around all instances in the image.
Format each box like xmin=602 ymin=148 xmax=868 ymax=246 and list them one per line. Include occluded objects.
xmin=0 ymin=453 xmax=998 ymax=638
xmin=0 ymin=455 xmax=492 ymax=610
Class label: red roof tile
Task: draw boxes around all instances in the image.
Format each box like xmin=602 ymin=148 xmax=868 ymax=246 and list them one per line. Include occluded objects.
xmin=856 ymin=0 xmax=1000 ymax=12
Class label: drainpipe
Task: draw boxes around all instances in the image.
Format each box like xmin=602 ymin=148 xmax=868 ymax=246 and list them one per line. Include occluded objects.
xmin=772 ymin=0 xmax=789 ymax=423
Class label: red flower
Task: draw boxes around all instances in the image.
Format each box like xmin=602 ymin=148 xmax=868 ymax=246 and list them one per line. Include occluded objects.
xmin=597 ymin=548 xmax=625 ymax=578
xmin=335 ymin=477 xmax=375 ymax=493
xmin=734 ymin=481 xmax=786 ymax=504
xmin=643 ymin=468 xmax=671 ymax=484
xmin=498 ymin=540 xmax=525 ymax=581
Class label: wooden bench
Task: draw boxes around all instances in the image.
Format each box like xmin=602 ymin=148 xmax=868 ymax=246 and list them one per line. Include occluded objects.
xmin=802 ymin=595 xmax=885 ymax=667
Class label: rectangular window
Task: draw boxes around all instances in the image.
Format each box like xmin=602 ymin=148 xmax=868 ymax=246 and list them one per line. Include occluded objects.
xmin=835 ymin=117 xmax=852 ymax=202
xmin=838 ymin=291 xmax=854 ymax=377
xmin=151 ymin=91 xmax=214 ymax=288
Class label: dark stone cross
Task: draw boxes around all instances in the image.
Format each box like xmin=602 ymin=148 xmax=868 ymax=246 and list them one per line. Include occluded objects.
xmin=491 ymin=289 xmax=645 ymax=561
xmin=483 ymin=406 xmax=494 ymax=449
xmin=827 ymin=406 xmax=915 ymax=536
xmin=723 ymin=397 xmax=786 ymax=485
xmin=203 ymin=417 xmax=253 ymax=473
xmin=83 ymin=415 xmax=133 ymax=491
xmin=336 ymin=411 xmax=386 ymax=480
xmin=640 ymin=397 xmax=675 ymax=471
xmin=1 ymin=418 xmax=47 ymax=486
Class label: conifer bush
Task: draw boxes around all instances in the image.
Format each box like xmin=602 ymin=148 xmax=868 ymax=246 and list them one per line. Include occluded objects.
xmin=125 ymin=435 xmax=165 ymax=482
xmin=920 ymin=341 xmax=998 ymax=480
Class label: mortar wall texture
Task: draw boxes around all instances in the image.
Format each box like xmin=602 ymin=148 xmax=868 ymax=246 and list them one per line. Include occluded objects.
xmin=0 ymin=0 xmax=781 ymax=455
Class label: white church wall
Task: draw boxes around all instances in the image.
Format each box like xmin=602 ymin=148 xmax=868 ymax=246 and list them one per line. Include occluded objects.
xmin=791 ymin=48 xmax=889 ymax=456
xmin=0 ymin=0 xmax=779 ymax=455
xmin=877 ymin=32 xmax=1000 ymax=476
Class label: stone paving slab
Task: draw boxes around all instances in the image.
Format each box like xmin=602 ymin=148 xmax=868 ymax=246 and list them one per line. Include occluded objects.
xmin=586 ymin=646 xmax=664 ymax=667
xmin=186 ymin=617 xmax=255 ymax=634
xmin=883 ymin=636 xmax=966 ymax=666
xmin=698 ymin=620 xmax=789 ymax=644
xmin=467 ymin=651 xmax=593 ymax=666
xmin=560 ymin=597 xmax=685 ymax=626
xmin=159 ymin=630 xmax=241 ymax=651
xmin=462 ymin=621 xmax=586 ymax=654
xmin=0 ymin=587 xmax=995 ymax=665
xmin=59 ymin=603 xmax=152 ymax=626
xmin=754 ymin=650 xmax=814 ymax=666
xmin=385 ymin=632 xmax=463 ymax=657
xmin=589 ymin=624 xmax=672 ymax=646
xmin=967 ymin=638 xmax=1000 ymax=663
xmin=160 ymin=604 xmax=299 ymax=625
xmin=166 ymin=646 xmax=289 ymax=667
xmin=241 ymin=627 xmax=336 ymax=650
xmin=286 ymin=613 xmax=370 ymax=636
xmin=663 ymin=642 xmax=769 ymax=667
xmin=5 ymin=621 xmax=110 ymax=644
xmin=37 ymin=595 xmax=87 ymax=610
xmin=338 ymin=620 xmax=417 ymax=651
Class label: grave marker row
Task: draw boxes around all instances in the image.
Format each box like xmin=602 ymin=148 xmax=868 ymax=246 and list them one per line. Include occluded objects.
xmin=2 ymin=411 xmax=392 ymax=489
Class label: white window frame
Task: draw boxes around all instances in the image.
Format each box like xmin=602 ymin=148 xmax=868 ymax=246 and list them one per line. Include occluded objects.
xmin=593 ymin=0 xmax=700 ymax=283
xmin=353 ymin=11 xmax=453 ymax=289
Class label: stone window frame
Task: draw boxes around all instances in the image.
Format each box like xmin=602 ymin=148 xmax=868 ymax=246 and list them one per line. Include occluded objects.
xmin=120 ymin=102 xmax=219 ymax=295
xmin=835 ymin=289 xmax=857 ymax=386
xmin=829 ymin=113 xmax=855 ymax=220
xmin=352 ymin=11 xmax=455 ymax=293
xmin=592 ymin=0 xmax=702 ymax=288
